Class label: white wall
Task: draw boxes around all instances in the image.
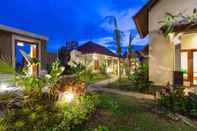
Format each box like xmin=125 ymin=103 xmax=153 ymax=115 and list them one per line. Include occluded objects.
xmin=182 ymin=33 xmax=197 ymax=50
xmin=149 ymin=32 xmax=174 ymax=86
xmin=149 ymin=0 xmax=197 ymax=32
xmin=148 ymin=0 xmax=197 ymax=86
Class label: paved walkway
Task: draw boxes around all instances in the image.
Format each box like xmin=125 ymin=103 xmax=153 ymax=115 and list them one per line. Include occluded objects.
xmin=87 ymin=77 xmax=155 ymax=100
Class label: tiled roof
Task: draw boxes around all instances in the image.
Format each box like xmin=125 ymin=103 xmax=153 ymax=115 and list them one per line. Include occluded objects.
xmin=78 ymin=41 xmax=118 ymax=57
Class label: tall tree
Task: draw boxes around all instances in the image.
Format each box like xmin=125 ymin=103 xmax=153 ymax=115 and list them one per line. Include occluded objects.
xmin=112 ymin=17 xmax=122 ymax=80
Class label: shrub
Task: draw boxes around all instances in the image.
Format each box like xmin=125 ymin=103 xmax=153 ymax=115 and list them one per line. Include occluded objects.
xmin=96 ymin=94 xmax=120 ymax=114
xmin=100 ymin=63 xmax=107 ymax=75
xmin=0 ymin=56 xmax=15 ymax=74
xmin=129 ymin=63 xmax=153 ymax=92
xmin=0 ymin=92 xmax=97 ymax=131
xmin=158 ymin=87 xmax=197 ymax=118
xmin=79 ymin=69 xmax=94 ymax=82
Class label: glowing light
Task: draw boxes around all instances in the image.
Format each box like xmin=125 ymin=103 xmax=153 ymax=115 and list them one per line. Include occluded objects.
xmin=0 ymin=83 xmax=20 ymax=93
xmin=17 ymin=42 xmax=24 ymax=47
xmin=63 ymin=92 xmax=74 ymax=103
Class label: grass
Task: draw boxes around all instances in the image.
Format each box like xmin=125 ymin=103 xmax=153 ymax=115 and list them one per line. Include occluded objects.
xmin=77 ymin=92 xmax=196 ymax=131
xmin=105 ymin=78 xmax=162 ymax=95
xmin=85 ymin=73 xmax=110 ymax=84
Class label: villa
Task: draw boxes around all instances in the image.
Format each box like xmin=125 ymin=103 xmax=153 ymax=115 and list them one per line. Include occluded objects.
xmin=134 ymin=0 xmax=197 ymax=87
xmin=71 ymin=41 xmax=118 ymax=75
xmin=0 ymin=24 xmax=49 ymax=75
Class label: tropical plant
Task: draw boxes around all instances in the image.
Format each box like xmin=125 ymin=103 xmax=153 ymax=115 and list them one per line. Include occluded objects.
xmin=158 ymin=87 xmax=197 ymax=118
xmin=160 ymin=8 xmax=197 ymax=37
xmin=58 ymin=46 xmax=71 ymax=74
xmin=46 ymin=61 xmax=65 ymax=95
xmin=111 ymin=16 xmax=122 ymax=80
xmin=125 ymin=32 xmax=135 ymax=77
xmin=70 ymin=61 xmax=86 ymax=77
xmin=159 ymin=12 xmax=178 ymax=37
xmin=130 ymin=63 xmax=153 ymax=92
xmin=0 ymin=56 xmax=15 ymax=74
xmin=100 ymin=62 xmax=107 ymax=75
xmin=92 ymin=125 xmax=110 ymax=131
xmin=184 ymin=8 xmax=197 ymax=23
xmin=0 ymin=92 xmax=97 ymax=131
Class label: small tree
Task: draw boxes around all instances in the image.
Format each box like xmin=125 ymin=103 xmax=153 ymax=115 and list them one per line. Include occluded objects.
xmin=58 ymin=46 xmax=71 ymax=74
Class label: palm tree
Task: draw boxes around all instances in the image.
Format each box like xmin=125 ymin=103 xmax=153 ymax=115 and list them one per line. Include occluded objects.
xmin=127 ymin=32 xmax=134 ymax=71
xmin=111 ymin=17 xmax=122 ymax=80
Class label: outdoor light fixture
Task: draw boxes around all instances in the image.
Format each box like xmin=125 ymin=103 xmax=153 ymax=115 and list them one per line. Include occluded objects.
xmin=0 ymin=83 xmax=8 ymax=92
xmin=17 ymin=42 xmax=24 ymax=47
xmin=0 ymin=83 xmax=20 ymax=93
xmin=63 ymin=92 xmax=74 ymax=103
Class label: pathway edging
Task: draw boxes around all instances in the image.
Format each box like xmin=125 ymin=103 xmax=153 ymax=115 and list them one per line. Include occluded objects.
xmin=87 ymin=77 xmax=155 ymax=100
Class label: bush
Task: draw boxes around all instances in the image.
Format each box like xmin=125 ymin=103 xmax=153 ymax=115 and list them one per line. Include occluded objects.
xmin=129 ymin=63 xmax=153 ymax=92
xmin=96 ymin=94 xmax=119 ymax=114
xmin=158 ymin=87 xmax=197 ymax=118
xmin=0 ymin=60 xmax=97 ymax=130
xmin=0 ymin=56 xmax=14 ymax=74
xmin=0 ymin=92 xmax=97 ymax=131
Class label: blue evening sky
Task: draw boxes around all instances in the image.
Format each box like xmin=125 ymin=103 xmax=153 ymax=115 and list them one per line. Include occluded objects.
xmin=0 ymin=0 xmax=149 ymax=53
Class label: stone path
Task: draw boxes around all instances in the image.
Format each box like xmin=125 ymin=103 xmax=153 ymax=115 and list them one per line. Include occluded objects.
xmin=87 ymin=77 xmax=155 ymax=100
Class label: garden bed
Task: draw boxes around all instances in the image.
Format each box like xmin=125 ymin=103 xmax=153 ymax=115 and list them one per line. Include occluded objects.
xmin=78 ymin=92 xmax=196 ymax=131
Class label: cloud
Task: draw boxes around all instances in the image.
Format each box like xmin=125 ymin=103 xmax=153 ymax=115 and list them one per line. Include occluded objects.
xmin=100 ymin=8 xmax=138 ymax=31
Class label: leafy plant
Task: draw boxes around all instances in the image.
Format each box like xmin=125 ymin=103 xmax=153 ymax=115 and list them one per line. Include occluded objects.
xmin=46 ymin=61 xmax=65 ymax=95
xmin=159 ymin=13 xmax=178 ymax=37
xmin=105 ymin=16 xmax=123 ymax=80
xmin=160 ymin=8 xmax=197 ymax=37
xmin=129 ymin=63 xmax=153 ymax=92
xmin=70 ymin=61 xmax=86 ymax=77
xmin=100 ymin=62 xmax=107 ymax=75
xmin=0 ymin=92 xmax=97 ymax=131
xmin=97 ymin=94 xmax=120 ymax=114
xmin=92 ymin=125 xmax=110 ymax=131
xmin=158 ymin=87 xmax=197 ymax=118
xmin=0 ymin=56 xmax=15 ymax=74
xmin=79 ymin=69 xmax=94 ymax=83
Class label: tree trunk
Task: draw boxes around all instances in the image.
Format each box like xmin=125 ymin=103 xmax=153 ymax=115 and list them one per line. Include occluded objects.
xmin=118 ymin=58 xmax=121 ymax=80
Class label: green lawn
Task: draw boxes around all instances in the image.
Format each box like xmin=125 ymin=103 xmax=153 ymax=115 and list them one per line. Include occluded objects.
xmin=76 ymin=92 xmax=196 ymax=131
xmin=84 ymin=73 xmax=110 ymax=84
xmin=104 ymin=78 xmax=162 ymax=95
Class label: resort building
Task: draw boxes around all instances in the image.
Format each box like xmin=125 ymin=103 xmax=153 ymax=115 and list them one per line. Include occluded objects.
xmin=134 ymin=0 xmax=197 ymax=87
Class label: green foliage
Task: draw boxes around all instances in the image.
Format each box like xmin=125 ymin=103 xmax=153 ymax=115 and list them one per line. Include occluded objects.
xmin=46 ymin=61 xmax=65 ymax=94
xmin=159 ymin=13 xmax=178 ymax=37
xmin=160 ymin=8 xmax=197 ymax=36
xmin=15 ymin=60 xmax=64 ymax=96
xmin=100 ymin=62 xmax=107 ymax=75
xmin=96 ymin=93 xmax=120 ymax=114
xmin=70 ymin=61 xmax=86 ymax=77
xmin=0 ymin=92 xmax=97 ymax=131
xmin=129 ymin=63 xmax=153 ymax=92
xmin=186 ymin=8 xmax=197 ymax=23
xmin=0 ymin=56 xmax=15 ymax=74
xmin=15 ymin=75 xmax=46 ymax=93
xmin=92 ymin=125 xmax=110 ymax=131
xmin=158 ymin=88 xmax=197 ymax=118
xmin=79 ymin=69 xmax=94 ymax=82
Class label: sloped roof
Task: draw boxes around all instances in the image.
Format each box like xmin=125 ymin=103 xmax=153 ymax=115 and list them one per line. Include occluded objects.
xmin=78 ymin=41 xmax=118 ymax=57
xmin=133 ymin=0 xmax=159 ymax=38
xmin=0 ymin=24 xmax=48 ymax=41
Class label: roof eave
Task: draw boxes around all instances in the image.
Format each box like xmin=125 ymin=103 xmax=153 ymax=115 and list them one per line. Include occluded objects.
xmin=0 ymin=24 xmax=48 ymax=41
